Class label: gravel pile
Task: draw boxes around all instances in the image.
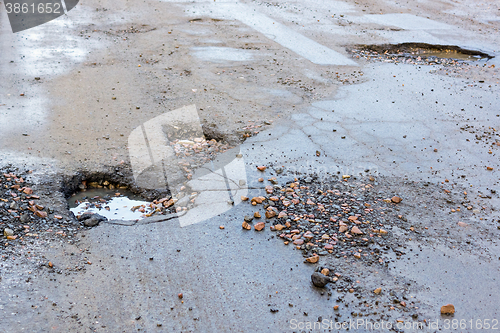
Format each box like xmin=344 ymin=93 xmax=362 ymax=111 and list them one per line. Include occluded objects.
xmin=349 ymin=48 xmax=477 ymax=66
xmin=171 ymin=137 xmax=234 ymax=181
xmin=243 ymin=175 xmax=411 ymax=266
xmin=0 ymin=166 xmax=79 ymax=249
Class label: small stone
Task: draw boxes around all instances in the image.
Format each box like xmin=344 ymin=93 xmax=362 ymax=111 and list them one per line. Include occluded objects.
xmin=374 ymin=288 xmax=382 ymax=294
xmin=342 ymin=175 xmax=350 ymax=179
xmin=265 ymin=209 xmax=277 ymax=218
xmin=274 ymin=224 xmax=285 ymax=231
xmin=339 ymin=225 xmax=348 ymax=233
xmin=265 ymin=185 xmax=273 ymax=194
xmin=3 ymin=228 xmax=14 ymax=237
xmin=351 ymin=226 xmax=363 ymax=234
xmin=178 ymin=293 xmax=183 ymax=299
xmin=324 ymin=244 xmax=333 ymax=250
xmin=353 ymin=253 xmax=361 ymax=259
xmin=254 ymin=222 xmax=265 ymax=231
xmin=268 ymin=177 xmax=278 ymax=184
xmin=305 ymin=255 xmax=319 ymax=263
xmin=258 ymin=178 xmax=264 ymax=182
xmin=20 ymin=214 xmax=30 ymax=223
xmin=440 ymin=304 xmax=455 ymax=314
xmin=254 ymin=212 xmax=261 ymax=218
xmin=333 ymin=305 xmax=339 ymax=310
xmin=219 ymin=226 xmax=225 ymax=229
xmin=303 ymin=232 xmax=314 ymax=240
xmin=257 ymin=166 xmax=267 ymax=171
xmin=251 ymin=197 xmax=264 ymax=204
xmin=391 ymin=196 xmax=402 ymax=203
xmin=244 ymin=215 xmax=254 ymax=223
xmin=83 ymin=214 xmax=107 ymax=227
xmin=321 ymin=268 xmax=330 ymax=276
xmin=35 ymin=211 xmax=47 ymax=218
xmin=311 ymin=272 xmax=331 ymax=287
xmin=242 ymin=222 xmax=251 ymax=230
xmin=241 ymin=196 xmax=249 ymax=201
xmin=293 ymin=239 xmax=304 ymax=245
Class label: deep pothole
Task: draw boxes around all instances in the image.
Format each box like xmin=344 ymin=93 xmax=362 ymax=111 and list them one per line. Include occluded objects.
xmin=349 ymin=43 xmax=493 ymax=65
xmin=63 ymin=129 xmax=238 ymax=223
xmin=62 ymin=168 xmax=177 ymax=223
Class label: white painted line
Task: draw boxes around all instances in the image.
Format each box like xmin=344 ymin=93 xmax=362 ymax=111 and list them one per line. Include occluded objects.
xmin=60 ymin=0 xmax=68 ymax=14
xmin=128 ymin=105 xmax=248 ymax=227
xmin=365 ymin=14 xmax=453 ymax=30
xmin=185 ymin=2 xmax=357 ymax=66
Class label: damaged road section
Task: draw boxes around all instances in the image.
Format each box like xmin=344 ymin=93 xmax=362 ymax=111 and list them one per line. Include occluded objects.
xmin=236 ymin=171 xmax=500 ymax=325
xmin=349 ymin=43 xmax=494 ymax=66
xmin=1 ymin=166 xmax=80 ymax=249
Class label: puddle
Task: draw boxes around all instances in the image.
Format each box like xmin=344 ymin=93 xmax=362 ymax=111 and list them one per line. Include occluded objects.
xmin=191 ymin=46 xmax=255 ymax=62
xmin=350 ymin=43 xmax=493 ymax=65
xmin=69 ymin=188 xmax=151 ymax=220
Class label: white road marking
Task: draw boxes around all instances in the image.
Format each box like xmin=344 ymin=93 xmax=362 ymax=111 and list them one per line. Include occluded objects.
xmin=168 ymin=1 xmax=358 ymax=66
xmin=364 ymin=13 xmax=453 ymax=30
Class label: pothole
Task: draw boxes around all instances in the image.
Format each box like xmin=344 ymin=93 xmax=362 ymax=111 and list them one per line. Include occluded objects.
xmin=349 ymin=43 xmax=493 ymax=65
xmin=69 ymin=186 xmax=151 ymax=221
xmin=64 ymin=132 xmax=239 ymax=224
xmin=63 ymin=169 xmax=178 ymax=223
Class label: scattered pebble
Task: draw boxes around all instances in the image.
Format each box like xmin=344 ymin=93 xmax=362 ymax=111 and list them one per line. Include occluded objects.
xmin=440 ymin=304 xmax=455 ymax=314
xmin=254 ymin=222 xmax=265 ymax=231
xmin=311 ymin=272 xmax=331 ymax=287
